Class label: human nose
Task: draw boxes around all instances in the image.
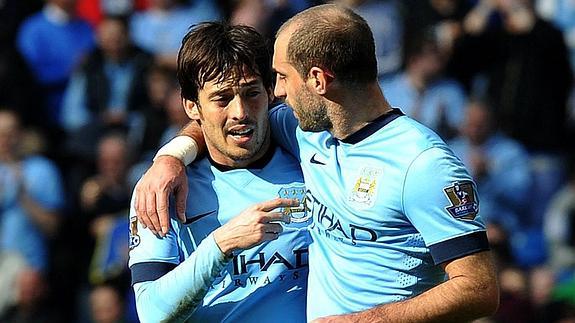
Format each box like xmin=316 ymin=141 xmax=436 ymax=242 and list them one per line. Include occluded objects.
xmin=274 ymin=76 xmax=286 ymax=99
xmin=229 ymin=96 xmax=248 ymax=121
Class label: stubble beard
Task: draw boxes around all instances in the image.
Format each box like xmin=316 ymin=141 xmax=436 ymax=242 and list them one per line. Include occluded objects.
xmin=292 ymin=84 xmax=332 ymax=132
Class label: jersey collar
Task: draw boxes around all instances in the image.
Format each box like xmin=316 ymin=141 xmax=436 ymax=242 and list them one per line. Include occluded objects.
xmin=207 ymin=141 xmax=276 ymax=172
xmin=340 ymin=108 xmax=404 ymax=144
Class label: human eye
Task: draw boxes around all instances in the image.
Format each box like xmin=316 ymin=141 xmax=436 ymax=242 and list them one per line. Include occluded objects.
xmin=213 ymin=95 xmax=232 ymax=106
xmin=246 ymin=89 xmax=261 ymax=97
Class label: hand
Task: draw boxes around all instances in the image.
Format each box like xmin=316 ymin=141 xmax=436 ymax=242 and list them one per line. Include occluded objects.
xmin=134 ymin=155 xmax=187 ymax=236
xmin=213 ymin=198 xmax=299 ymax=256
xmin=80 ymin=178 xmax=102 ymax=210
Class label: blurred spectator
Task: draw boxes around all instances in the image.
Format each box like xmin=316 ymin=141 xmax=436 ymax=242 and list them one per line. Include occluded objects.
xmin=230 ymin=0 xmax=312 ymax=39
xmin=0 ymin=251 xmax=26 ymax=317
xmin=129 ymin=0 xmax=222 ymax=67
xmin=61 ymin=15 xmax=152 ymax=156
xmin=0 ymin=268 xmax=60 ymax=323
xmin=381 ymin=33 xmax=466 ymax=139
xmin=495 ymin=266 xmax=534 ymax=322
xmin=402 ymin=0 xmax=471 ymax=44
xmin=89 ymin=284 xmax=127 ymax=323
xmin=486 ymin=222 xmax=515 ymax=268
xmin=159 ymin=83 xmax=189 ymax=146
xmin=449 ymin=99 xmax=531 ymax=235
xmin=452 ymin=0 xmax=573 ymax=229
xmin=544 ymin=158 xmax=575 ymax=274
xmin=0 ymin=110 xmax=65 ymax=322
xmin=139 ymin=63 xmax=174 ymax=156
xmin=332 ymin=0 xmax=403 ymax=77
xmin=529 ymin=266 xmax=557 ymax=322
xmin=0 ymin=109 xmax=64 ymax=273
xmin=76 ymin=133 xmax=135 ymax=320
xmin=16 ymin=0 xmax=95 ymax=126
xmin=80 ymin=133 xmax=133 ymax=222
xmin=76 ymin=0 xmax=135 ymax=27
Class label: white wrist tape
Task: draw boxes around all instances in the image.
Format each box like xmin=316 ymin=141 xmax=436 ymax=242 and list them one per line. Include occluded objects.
xmin=153 ymin=136 xmax=198 ymax=166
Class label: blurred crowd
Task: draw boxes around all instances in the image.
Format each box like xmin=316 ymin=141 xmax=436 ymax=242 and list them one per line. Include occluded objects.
xmin=0 ymin=0 xmax=574 ymax=322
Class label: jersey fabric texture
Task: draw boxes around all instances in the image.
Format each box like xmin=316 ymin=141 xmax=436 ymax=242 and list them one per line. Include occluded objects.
xmin=269 ymin=104 xmax=489 ymax=320
xmin=129 ymin=145 xmax=310 ymax=323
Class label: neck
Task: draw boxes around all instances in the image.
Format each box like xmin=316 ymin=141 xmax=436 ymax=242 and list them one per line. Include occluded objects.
xmin=208 ymin=136 xmax=274 ymax=171
xmin=327 ymin=82 xmax=393 ymax=139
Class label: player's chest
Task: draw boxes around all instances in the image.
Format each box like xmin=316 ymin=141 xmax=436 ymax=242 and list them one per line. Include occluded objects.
xmin=299 ymin=146 xmax=410 ymax=237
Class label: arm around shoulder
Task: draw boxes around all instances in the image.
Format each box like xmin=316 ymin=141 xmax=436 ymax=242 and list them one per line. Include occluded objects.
xmin=313 ymin=251 xmax=499 ymax=323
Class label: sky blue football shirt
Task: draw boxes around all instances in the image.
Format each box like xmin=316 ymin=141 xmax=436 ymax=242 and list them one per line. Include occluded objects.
xmin=129 ymin=146 xmax=311 ymax=322
xmin=269 ymin=104 xmax=488 ymax=320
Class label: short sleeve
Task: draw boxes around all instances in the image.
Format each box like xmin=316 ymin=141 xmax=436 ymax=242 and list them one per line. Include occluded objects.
xmin=403 ymin=147 xmax=488 ymax=264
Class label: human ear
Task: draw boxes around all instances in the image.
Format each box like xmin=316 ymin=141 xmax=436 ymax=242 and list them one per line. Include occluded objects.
xmin=182 ymin=99 xmax=201 ymax=121
xmin=308 ymin=67 xmax=334 ymax=95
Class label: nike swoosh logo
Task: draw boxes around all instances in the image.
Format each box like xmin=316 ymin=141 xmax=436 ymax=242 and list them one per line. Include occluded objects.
xmin=184 ymin=210 xmax=217 ymax=224
xmin=310 ymin=153 xmax=326 ymax=165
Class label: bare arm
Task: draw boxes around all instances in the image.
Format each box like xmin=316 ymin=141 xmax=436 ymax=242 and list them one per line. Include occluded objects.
xmin=134 ymin=120 xmax=206 ymax=236
xmin=312 ymin=251 xmax=499 ymax=323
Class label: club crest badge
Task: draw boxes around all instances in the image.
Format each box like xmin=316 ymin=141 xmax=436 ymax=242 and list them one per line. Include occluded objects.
xmin=443 ymin=181 xmax=479 ymax=220
xmin=129 ymin=216 xmax=140 ymax=250
xmin=348 ymin=166 xmax=382 ymax=208
xmin=278 ymin=185 xmax=310 ymax=225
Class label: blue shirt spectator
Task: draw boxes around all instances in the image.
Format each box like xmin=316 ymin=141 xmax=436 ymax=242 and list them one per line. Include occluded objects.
xmin=0 ymin=110 xmax=65 ymax=272
xmin=381 ymin=73 xmax=466 ymax=140
xmin=449 ymin=100 xmax=532 ymax=236
xmin=16 ymin=1 xmax=94 ymax=123
xmin=130 ymin=0 xmax=221 ymax=61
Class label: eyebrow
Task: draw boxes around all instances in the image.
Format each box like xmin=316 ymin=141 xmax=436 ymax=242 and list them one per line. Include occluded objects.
xmin=208 ymin=79 xmax=262 ymax=98
xmin=272 ymin=69 xmax=286 ymax=77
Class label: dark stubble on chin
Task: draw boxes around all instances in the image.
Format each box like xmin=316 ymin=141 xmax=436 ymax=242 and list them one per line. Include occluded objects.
xmin=293 ymin=84 xmax=332 ymax=132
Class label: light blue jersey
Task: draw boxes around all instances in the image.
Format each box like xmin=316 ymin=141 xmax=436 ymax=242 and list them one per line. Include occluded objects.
xmin=129 ymin=146 xmax=311 ymax=322
xmin=269 ymin=105 xmax=488 ymax=320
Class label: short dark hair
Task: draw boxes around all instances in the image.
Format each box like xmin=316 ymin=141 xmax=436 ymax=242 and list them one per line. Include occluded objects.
xmin=177 ymin=22 xmax=273 ymax=102
xmin=279 ymin=4 xmax=378 ymax=85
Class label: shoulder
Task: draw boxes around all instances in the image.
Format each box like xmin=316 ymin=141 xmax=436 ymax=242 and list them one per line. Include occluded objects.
xmin=381 ymin=116 xmax=448 ymax=153
xmin=23 ymin=155 xmax=59 ymax=172
xmin=18 ymin=12 xmax=46 ymax=35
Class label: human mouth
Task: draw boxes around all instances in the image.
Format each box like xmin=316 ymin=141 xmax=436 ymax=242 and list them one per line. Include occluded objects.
xmin=227 ymin=125 xmax=254 ymax=144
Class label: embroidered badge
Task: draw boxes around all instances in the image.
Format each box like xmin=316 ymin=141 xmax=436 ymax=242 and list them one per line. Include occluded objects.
xmin=129 ymin=216 xmax=141 ymax=250
xmin=348 ymin=166 xmax=383 ymax=208
xmin=443 ymin=181 xmax=479 ymax=220
xmin=278 ymin=185 xmax=310 ymax=224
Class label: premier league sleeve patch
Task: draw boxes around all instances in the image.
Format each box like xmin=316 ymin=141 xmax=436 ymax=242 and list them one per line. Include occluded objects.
xmin=129 ymin=216 xmax=141 ymax=250
xmin=443 ymin=181 xmax=479 ymax=220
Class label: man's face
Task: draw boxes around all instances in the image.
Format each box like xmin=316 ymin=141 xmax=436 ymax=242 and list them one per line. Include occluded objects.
xmin=273 ymin=30 xmax=331 ymax=132
xmin=97 ymin=19 xmax=129 ymax=58
xmin=190 ymin=73 xmax=272 ymax=167
xmin=463 ymin=103 xmax=491 ymax=145
xmin=0 ymin=112 xmax=20 ymax=158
